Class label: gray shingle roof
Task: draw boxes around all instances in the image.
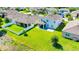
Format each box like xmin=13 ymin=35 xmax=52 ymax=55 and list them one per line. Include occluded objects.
xmin=63 ymin=20 xmax=79 ymax=35
xmin=71 ymin=10 xmax=79 ymax=17
xmin=5 ymin=10 xmax=45 ymax=25
xmin=46 ymin=14 xmax=63 ymax=21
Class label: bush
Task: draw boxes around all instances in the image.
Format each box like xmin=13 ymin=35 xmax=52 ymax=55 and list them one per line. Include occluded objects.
xmin=69 ymin=7 xmax=77 ymax=12
xmin=66 ymin=13 xmax=71 ymax=17
xmin=5 ymin=18 xmax=10 ymax=23
xmin=68 ymin=16 xmax=73 ymax=21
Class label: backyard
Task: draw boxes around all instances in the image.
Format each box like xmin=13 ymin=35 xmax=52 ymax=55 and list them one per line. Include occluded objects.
xmin=1 ymin=18 xmax=79 ymax=50
xmin=6 ymin=24 xmax=24 ymax=33
xmin=4 ymin=25 xmax=79 ymax=51
xmin=0 ymin=9 xmax=79 ymax=50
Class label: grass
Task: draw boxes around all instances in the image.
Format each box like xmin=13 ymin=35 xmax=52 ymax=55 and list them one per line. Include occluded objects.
xmin=7 ymin=24 xmax=24 ymax=33
xmin=6 ymin=27 xmax=55 ymax=50
xmin=5 ymin=26 xmax=79 ymax=51
xmin=76 ymin=17 xmax=79 ymax=20
xmin=1 ymin=17 xmax=79 ymax=51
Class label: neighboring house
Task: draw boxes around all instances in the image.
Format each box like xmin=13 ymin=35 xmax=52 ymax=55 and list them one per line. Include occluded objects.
xmin=71 ymin=10 xmax=79 ymax=20
xmin=57 ymin=8 xmax=70 ymax=18
xmin=16 ymin=7 xmax=26 ymax=11
xmin=62 ymin=20 xmax=79 ymax=41
xmin=46 ymin=7 xmax=57 ymax=14
xmin=2 ymin=9 xmax=45 ymax=35
xmin=39 ymin=14 xmax=63 ymax=30
xmin=0 ymin=7 xmax=9 ymax=18
xmin=29 ymin=7 xmax=41 ymax=11
xmin=0 ymin=7 xmax=16 ymax=18
xmin=4 ymin=9 xmax=44 ymax=27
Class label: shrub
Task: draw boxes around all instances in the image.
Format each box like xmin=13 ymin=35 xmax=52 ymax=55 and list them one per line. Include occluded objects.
xmin=68 ymin=16 xmax=73 ymax=21
xmin=69 ymin=7 xmax=77 ymax=12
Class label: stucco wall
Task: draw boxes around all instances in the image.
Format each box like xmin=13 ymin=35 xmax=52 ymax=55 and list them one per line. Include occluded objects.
xmin=41 ymin=18 xmax=62 ymax=29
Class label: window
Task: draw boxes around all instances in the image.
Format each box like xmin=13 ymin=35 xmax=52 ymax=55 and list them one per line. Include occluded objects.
xmin=65 ymin=32 xmax=71 ymax=37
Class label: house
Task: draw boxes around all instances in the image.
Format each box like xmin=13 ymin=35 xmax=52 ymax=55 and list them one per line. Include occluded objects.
xmin=39 ymin=14 xmax=63 ymax=30
xmin=2 ymin=9 xmax=45 ymax=35
xmin=45 ymin=7 xmax=57 ymax=14
xmin=62 ymin=20 xmax=79 ymax=41
xmin=5 ymin=9 xmax=44 ymax=26
xmin=0 ymin=7 xmax=9 ymax=18
xmin=16 ymin=7 xmax=26 ymax=11
xmin=71 ymin=10 xmax=79 ymax=20
xmin=57 ymin=8 xmax=70 ymax=18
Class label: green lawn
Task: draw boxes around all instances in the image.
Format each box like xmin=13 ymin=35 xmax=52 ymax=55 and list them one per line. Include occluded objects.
xmin=1 ymin=17 xmax=79 ymax=51
xmin=5 ymin=26 xmax=79 ymax=51
xmin=76 ymin=18 xmax=79 ymax=20
xmin=7 ymin=24 xmax=24 ymax=33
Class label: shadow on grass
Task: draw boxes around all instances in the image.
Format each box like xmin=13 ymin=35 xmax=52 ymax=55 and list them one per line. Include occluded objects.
xmin=0 ymin=30 xmax=7 ymax=37
xmin=20 ymin=25 xmax=37 ymax=36
xmin=53 ymin=42 xmax=63 ymax=50
xmin=51 ymin=36 xmax=64 ymax=50
xmin=56 ymin=23 xmax=65 ymax=32
xmin=25 ymin=24 xmax=37 ymax=32
xmin=64 ymin=36 xmax=79 ymax=42
xmin=24 ymin=33 xmax=28 ymax=36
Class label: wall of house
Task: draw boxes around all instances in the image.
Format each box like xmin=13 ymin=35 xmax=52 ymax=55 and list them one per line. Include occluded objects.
xmin=41 ymin=18 xmax=62 ymax=29
xmin=15 ymin=22 xmax=30 ymax=28
xmin=62 ymin=31 xmax=79 ymax=41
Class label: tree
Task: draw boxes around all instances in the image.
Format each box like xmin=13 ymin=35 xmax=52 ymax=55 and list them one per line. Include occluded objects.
xmin=5 ymin=18 xmax=10 ymax=23
xmin=65 ymin=13 xmax=73 ymax=21
xmin=53 ymin=11 xmax=57 ymax=14
xmin=65 ymin=13 xmax=71 ymax=17
xmin=38 ymin=8 xmax=48 ymax=15
xmin=68 ymin=16 xmax=73 ymax=21
xmin=0 ymin=18 xmax=3 ymax=28
xmin=23 ymin=8 xmax=30 ymax=13
xmin=69 ymin=7 xmax=77 ymax=12
xmin=31 ymin=10 xmax=37 ymax=15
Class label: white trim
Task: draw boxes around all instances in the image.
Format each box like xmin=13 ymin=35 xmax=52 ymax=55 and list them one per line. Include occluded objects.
xmin=47 ymin=29 xmax=54 ymax=32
